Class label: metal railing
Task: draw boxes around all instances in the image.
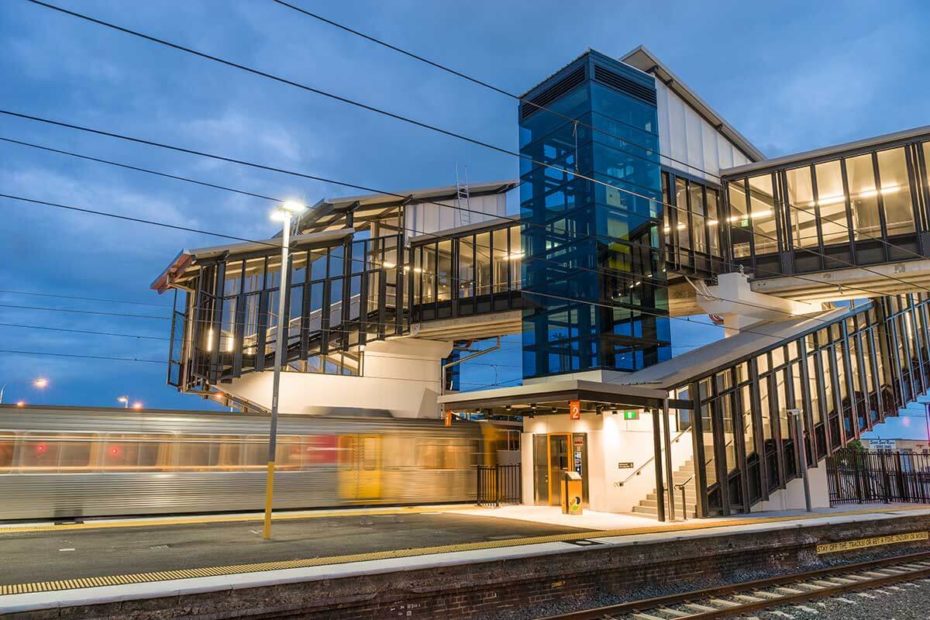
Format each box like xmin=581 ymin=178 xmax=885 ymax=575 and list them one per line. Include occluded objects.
xmin=476 ymin=464 xmax=521 ymax=506
xmin=616 ymin=427 xmax=691 ymax=487
xmin=827 ymin=448 xmax=930 ymax=505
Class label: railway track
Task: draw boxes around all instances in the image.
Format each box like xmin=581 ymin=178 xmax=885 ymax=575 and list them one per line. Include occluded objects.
xmin=538 ymin=549 xmax=930 ymax=619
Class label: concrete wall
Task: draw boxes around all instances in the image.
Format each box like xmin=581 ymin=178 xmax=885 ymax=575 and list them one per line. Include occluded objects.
xmin=752 ymin=459 xmax=831 ymax=512
xmin=222 ymin=338 xmax=452 ymax=418
xmin=521 ymin=412 xmax=693 ymax=513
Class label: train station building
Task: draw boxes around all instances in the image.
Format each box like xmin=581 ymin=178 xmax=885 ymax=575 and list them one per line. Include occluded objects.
xmin=153 ymin=46 xmax=930 ymax=521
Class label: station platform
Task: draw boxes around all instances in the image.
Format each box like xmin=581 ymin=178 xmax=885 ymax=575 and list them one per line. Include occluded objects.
xmin=3 ymin=503 xmax=930 ymax=618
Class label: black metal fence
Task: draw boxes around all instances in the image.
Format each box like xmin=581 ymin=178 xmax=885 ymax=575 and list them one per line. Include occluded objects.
xmin=827 ymin=448 xmax=930 ymax=505
xmin=476 ymin=464 xmax=522 ymax=506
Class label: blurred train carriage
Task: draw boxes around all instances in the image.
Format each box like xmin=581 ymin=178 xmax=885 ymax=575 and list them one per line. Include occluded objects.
xmin=0 ymin=406 xmax=516 ymax=521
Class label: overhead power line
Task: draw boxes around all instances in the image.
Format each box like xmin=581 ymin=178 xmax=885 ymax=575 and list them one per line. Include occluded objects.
xmin=0 ymin=286 xmax=170 ymax=308
xmin=0 ymin=302 xmax=169 ymax=321
xmin=0 ymin=322 xmax=169 ymax=341
xmin=0 ymin=349 xmax=164 ymax=364
xmin=269 ymin=0 xmax=728 ymax=181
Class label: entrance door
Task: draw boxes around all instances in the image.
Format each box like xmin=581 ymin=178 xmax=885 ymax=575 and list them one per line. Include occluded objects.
xmin=547 ymin=434 xmax=570 ymax=506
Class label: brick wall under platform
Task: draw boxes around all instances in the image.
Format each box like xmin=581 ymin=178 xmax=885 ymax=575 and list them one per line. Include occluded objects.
xmin=13 ymin=512 xmax=930 ymax=620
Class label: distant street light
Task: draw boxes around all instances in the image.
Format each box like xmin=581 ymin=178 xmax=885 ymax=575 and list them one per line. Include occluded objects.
xmin=132 ymin=401 xmax=143 ymax=410
xmin=263 ymin=199 xmax=306 ymax=540
xmin=0 ymin=384 xmax=5 ymax=405
xmin=33 ymin=377 xmax=49 ymax=389
xmin=16 ymin=400 xmax=25 ymax=408
xmin=117 ymin=396 xmax=129 ymax=408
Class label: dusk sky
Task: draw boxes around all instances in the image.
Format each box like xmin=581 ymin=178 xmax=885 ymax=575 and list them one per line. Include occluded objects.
xmin=2 ymin=0 xmax=929 ymax=409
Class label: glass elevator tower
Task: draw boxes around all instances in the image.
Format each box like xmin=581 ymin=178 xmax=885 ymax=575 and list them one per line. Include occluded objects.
xmin=519 ymin=51 xmax=670 ymax=379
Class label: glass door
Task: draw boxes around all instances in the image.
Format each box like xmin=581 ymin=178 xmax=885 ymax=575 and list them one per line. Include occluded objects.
xmin=548 ymin=434 xmax=570 ymax=505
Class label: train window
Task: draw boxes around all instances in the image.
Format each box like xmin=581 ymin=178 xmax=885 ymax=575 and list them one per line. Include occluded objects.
xmin=218 ymin=436 xmax=242 ymax=469
xmin=176 ymin=436 xmax=220 ymax=470
xmin=136 ymin=436 xmax=169 ymax=470
xmin=275 ymin=436 xmax=303 ymax=471
xmin=0 ymin=433 xmax=14 ymax=471
xmin=416 ymin=442 xmax=443 ymax=469
xmin=19 ymin=433 xmax=63 ymax=471
xmin=58 ymin=434 xmax=95 ymax=470
xmin=242 ymin=435 xmax=267 ymax=468
xmin=102 ymin=435 xmax=142 ymax=470
xmin=417 ymin=440 xmax=475 ymax=469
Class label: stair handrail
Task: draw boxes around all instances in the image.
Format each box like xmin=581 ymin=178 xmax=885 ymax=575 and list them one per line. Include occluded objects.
xmin=617 ymin=426 xmax=691 ymax=486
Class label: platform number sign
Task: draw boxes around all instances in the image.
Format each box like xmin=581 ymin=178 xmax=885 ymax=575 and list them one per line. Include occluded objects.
xmin=569 ymin=400 xmax=581 ymax=420
xmin=623 ymin=410 xmax=639 ymax=420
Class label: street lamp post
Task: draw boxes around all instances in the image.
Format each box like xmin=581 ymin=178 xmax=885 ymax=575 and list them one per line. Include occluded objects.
xmin=262 ymin=200 xmax=305 ymax=540
xmin=117 ymin=396 xmax=129 ymax=409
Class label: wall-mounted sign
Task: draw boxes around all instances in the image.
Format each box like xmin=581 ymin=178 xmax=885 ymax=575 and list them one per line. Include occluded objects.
xmin=623 ymin=410 xmax=639 ymax=420
xmin=869 ymin=439 xmax=896 ymax=451
xmin=617 ymin=461 xmax=634 ymax=469
xmin=569 ymin=400 xmax=581 ymax=420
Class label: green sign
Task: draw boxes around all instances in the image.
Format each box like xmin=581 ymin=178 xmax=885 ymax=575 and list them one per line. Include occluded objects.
xmin=623 ymin=410 xmax=639 ymax=420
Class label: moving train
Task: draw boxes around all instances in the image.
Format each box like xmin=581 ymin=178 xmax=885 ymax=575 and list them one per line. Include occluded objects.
xmin=0 ymin=406 xmax=517 ymax=521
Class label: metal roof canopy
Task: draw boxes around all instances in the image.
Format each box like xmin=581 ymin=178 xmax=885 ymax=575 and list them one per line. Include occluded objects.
xmin=722 ymin=124 xmax=930 ymax=178
xmin=620 ymin=45 xmax=766 ymax=163
xmin=295 ymin=180 xmax=517 ymax=234
xmin=151 ymin=228 xmax=354 ymax=293
xmin=438 ymin=378 xmax=676 ymax=414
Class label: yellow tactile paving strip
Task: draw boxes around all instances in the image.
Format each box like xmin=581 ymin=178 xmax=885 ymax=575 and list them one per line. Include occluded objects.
xmin=0 ymin=505 xmax=928 ymax=598
xmin=0 ymin=504 xmax=470 ymax=535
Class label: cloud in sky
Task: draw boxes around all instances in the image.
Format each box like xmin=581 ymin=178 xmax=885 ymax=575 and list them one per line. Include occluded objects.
xmin=1 ymin=0 xmax=929 ymax=407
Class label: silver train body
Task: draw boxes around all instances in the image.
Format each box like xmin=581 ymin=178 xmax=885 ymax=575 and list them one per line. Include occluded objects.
xmin=0 ymin=406 xmax=491 ymax=521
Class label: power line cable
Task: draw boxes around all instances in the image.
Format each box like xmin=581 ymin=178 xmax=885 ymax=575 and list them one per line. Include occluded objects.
xmin=0 ymin=286 xmax=170 ymax=309
xmin=0 ymin=348 xmax=164 ymax=364
xmin=0 ymin=302 xmax=169 ymax=321
xmin=0 ymin=322 xmax=169 ymax=341
xmin=269 ymin=0 xmax=734 ymax=181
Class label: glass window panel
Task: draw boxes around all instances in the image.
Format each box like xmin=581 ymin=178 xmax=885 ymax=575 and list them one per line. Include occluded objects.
xmin=727 ymin=181 xmax=751 ymax=258
xmin=475 ymin=232 xmax=492 ymax=296
xmin=492 ymin=228 xmax=509 ymax=293
xmin=814 ymin=160 xmax=847 ymax=245
xmin=748 ymin=174 xmax=777 ymax=255
xmin=706 ymin=188 xmax=721 ymax=255
xmin=509 ymin=226 xmax=522 ymax=290
xmin=846 ymin=154 xmax=881 ymax=240
xmin=675 ymin=178 xmax=690 ymax=249
xmin=437 ymin=240 xmax=452 ymax=301
xmin=458 ymin=236 xmax=475 ymax=298
xmin=877 ymin=147 xmax=915 ymax=236
xmin=662 ymin=172 xmax=671 ymax=246
xmin=689 ymin=182 xmax=706 ymax=253
xmin=786 ymin=166 xmax=818 ymax=248
xmin=924 ymin=142 xmax=930 ymax=184
xmin=422 ymin=244 xmax=436 ymax=302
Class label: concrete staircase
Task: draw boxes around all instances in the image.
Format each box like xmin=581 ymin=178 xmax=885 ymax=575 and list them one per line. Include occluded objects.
xmin=631 ymin=459 xmax=698 ymax=519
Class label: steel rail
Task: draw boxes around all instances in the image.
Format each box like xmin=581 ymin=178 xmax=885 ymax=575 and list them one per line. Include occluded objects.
xmin=537 ymin=548 xmax=930 ymax=619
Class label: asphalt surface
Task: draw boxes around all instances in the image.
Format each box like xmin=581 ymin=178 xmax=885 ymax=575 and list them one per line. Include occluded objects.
xmin=0 ymin=511 xmax=583 ymax=586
